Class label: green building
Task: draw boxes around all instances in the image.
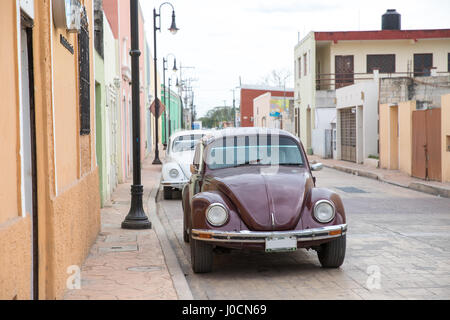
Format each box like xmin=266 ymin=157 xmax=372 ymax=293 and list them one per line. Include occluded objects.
xmin=161 ymin=86 xmax=183 ymax=144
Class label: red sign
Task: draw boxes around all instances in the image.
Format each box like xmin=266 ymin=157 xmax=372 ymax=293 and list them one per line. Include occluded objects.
xmin=150 ymin=98 xmax=166 ymax=118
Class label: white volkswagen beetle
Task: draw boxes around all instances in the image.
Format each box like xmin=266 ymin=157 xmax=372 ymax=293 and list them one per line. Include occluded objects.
xmin=161 ymin=130 xmax=210 ymax=199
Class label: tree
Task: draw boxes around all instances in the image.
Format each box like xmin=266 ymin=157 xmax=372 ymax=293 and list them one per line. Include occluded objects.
xmin=259 ymin=69 xmax=292 ymax=88
xmin=198 ymin=106 xmax=234 ymax=129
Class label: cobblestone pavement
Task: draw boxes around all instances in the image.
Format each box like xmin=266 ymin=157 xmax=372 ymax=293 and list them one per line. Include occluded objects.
xmin=157 ymin=167 xmax=450 ymax=300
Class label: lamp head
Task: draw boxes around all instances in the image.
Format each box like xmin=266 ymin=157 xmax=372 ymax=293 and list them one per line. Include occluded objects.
xmin=169 ymin=10 xmax=179 ymax=35
xmin=172 ymin=58 xmax=178 ymax=72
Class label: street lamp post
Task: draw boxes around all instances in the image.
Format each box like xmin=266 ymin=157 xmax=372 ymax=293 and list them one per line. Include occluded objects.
xmin=152 ymin=1 xmax=178 ymax=165
xmin=121 ymin=0 xmax=151 ymax=230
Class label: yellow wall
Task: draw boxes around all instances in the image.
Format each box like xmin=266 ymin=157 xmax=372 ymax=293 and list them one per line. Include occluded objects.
xmin=379 ymin=104 xmax=389 ymax=169
xmin=1 ymin=0 xmax=100 ymax=300
xmin=442 ymin=94 xmax=450 ymax=183
xmin=0 ymin=0 xmax=21 ymax=224
xmin=389 ymin=106 xmax=399 ymax=170
xmin=380 ymin=103 xmax=399 ymax=170
xmin=0 ymin=0 xmax=32 ymax=300
xmin=398 ymin=101 xmax=416 ymax=175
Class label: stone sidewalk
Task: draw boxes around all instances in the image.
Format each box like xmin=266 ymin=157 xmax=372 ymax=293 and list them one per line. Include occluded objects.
xmin=309 ymin=155 xmax=450 ymax=198
xmin=64 ymin=155 xmax=190 ymax=300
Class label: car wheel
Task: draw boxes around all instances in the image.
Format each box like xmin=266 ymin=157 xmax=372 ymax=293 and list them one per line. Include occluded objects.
xmin=318 ymin=235 xmax=346 ymax=268
xmin=190 ymin=233 xmax=213 ymax=273
xmin=163 ymin=187 xmax=172 ymax=200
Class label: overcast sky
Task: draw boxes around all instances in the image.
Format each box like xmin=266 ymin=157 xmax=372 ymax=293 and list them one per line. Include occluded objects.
xmin=139 ymin=0 xmax=450 ymax=117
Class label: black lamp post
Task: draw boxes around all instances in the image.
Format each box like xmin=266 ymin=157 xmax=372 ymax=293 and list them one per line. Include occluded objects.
xmin=152 ymin=2 xmax=179 ymax=165
xmin=121 ymin=0 xmax=151 ymax=230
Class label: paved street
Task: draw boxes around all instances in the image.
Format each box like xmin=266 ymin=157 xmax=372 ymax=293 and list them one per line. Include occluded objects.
xmin=157 ymin=167 xmax=450 ymax=300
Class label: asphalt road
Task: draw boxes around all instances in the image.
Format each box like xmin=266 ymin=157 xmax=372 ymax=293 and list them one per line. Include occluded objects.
xmin=156 ymin=167 xmax=450 ymax=300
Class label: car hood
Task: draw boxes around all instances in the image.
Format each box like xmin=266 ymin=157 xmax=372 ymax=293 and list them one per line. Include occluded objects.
xmin=167 ymin=150 xmax=195 ymax=178
xmin=206 ymin=166 xmax=314 ymax=231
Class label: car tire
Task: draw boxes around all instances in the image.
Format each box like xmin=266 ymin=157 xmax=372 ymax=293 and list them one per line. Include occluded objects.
xmin=318 ymin=235 xmax=346 ymax=268
xmin=163 ymin=187 xmax=172 ymax=200
xmin=190 ymin=234 xmax=213 ymax=273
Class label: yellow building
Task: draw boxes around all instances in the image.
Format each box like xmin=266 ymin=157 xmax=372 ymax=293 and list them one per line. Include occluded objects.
xmin=0 ymin=0 xmax=100 ymax=299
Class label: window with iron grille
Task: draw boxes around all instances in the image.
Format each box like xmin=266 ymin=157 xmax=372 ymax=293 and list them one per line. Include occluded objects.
xmin=367 ymin=54 xmax=395 ymax=73
xmin=79 ymin=18 xmax=90 ymax=135
xmin=414 ymin=53 xmax=433 ymax=77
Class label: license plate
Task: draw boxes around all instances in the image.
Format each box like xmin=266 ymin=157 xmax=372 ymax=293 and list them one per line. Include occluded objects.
xmin=265 ymin=237 xmax=297 ymax=252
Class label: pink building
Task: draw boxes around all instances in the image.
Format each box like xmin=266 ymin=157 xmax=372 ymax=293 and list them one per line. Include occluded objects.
xmin=103 ymin=0 xmax=147 ymax=182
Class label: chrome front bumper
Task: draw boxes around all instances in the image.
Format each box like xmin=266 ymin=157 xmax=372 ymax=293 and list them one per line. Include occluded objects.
xmin=161 ymin=180 xmax=189 ymax=189
xmin=192 ymin=224 xmax=347 ymax=243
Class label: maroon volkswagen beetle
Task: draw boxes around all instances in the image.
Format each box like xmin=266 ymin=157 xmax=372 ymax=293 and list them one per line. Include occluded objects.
xmin=182 ymin=128 xmax=347 ymax=273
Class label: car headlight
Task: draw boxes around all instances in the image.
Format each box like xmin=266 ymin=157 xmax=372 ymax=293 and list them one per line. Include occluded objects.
xmin=169 ymin=168 xmax=179 ymax=178
xmin=314 ymin=200 xmax=335 ymax=223
xmin=206 ymin=203 xmax=229 ymax=227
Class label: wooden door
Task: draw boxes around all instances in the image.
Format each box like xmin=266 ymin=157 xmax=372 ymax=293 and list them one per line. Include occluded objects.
xmin=412 ymin=109 xmax=442 ymax=181
xmin=335 ymin=55 xmax=354 ymax=89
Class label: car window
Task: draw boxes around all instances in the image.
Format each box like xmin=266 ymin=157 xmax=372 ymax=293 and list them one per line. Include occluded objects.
xmin=205 ymin=135 xmax=304 ymax=170
xmin=172 ymin=134 xmax=204 ymax=153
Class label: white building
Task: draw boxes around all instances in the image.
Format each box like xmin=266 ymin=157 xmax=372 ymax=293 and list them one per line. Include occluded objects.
xmin=294 ymin=9 xmax=450 ymax=161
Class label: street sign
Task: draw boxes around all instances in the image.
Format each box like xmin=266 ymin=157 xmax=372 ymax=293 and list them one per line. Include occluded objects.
xmin=150 ymin=98 xmax=166 ymax=118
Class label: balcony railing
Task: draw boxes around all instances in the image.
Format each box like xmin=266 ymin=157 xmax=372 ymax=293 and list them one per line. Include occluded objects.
xmin=316 ymin=70 xmax=450 ymax=91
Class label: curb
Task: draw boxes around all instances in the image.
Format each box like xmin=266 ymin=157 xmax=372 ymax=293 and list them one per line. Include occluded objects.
xmin=147 ymin=181 xmax=194 ymax=300
xmin=323 ymin=163 xmax=450 ymax=198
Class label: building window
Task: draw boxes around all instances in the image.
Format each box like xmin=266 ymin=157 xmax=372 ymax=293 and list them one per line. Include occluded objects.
xmin=298 ymin=57 xmax=301 ymax=78
xmin=367 ymin=54 xmax=395 ymax=73
xmin=79 ymin=11 xmax=91 ymax=135
xmin=414 ymin=53 xmax=433 ymax=77
xmin=303 ymin=53 xmax=307 ymax=76
xmin=448 ymin=53 xmax=450 ymax=72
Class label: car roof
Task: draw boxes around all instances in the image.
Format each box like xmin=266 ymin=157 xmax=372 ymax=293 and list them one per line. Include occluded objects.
xmin=170 ymin=129 xmax=211 ymax=140
xmin=201 ymin=127 xmax=300 ymax=145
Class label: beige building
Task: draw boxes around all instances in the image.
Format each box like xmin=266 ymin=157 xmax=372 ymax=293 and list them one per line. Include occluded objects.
xmin=253 ymin=92 xmax=294 ymax=133
xmin=294 ymin=9 xmax=450 ymax=159
xmin=380 ymin=94 xmax=450 ymax=183
xmin=0 ymin=0 xmax=100 ymax=299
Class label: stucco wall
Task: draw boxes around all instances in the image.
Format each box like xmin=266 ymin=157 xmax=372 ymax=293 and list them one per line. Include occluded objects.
xmin=442 ymin=94 xmax=450 ymax=182
xmin=253 ymin=93 xmax=271 ymax=127
xmin=398 ymin=101 xmax=416 ymax=175
xmin=0 ymin=0 xmax=21 ymax=224
xmin=379 ymin=103 xmax=390 ymax=169
xmin=294 ymin=32 xmax=316 ymax=149
xmin=0 ymin=0 xmax=32 ymax=300
xmin=0 ymin=0 xmax=101 ymax=300
xmin=328 ymin=38 xmax=450 ymax=75
xmin=336 ymin=80 xmax=379 ymax=163
xmin=50 ymin=169 xmax=100 ymax=298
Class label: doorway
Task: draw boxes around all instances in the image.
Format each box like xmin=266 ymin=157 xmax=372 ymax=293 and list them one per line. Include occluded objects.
xmin=335 ymin=55 xmax=354 ymax=89
xmin=20 ymin=14 xmax=38 ymax=300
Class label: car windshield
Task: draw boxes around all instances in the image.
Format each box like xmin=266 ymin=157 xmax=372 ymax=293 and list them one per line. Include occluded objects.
xmin=206 ymin=135 xmax=304 ymax=170
xmin=172 ymin=134 xmax=204 ymax=153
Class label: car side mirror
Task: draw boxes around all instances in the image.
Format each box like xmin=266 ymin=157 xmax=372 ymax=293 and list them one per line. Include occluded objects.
xmin=311 ymin=163 xmax=323 ymax=171
xmin=190 ymin=164 xmax=198 ymax=174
